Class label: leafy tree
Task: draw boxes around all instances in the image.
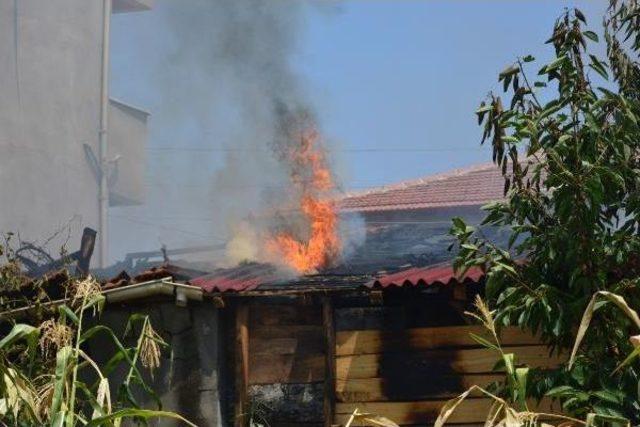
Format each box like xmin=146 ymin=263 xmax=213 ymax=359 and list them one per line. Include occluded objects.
xmin=451 ymin=0 xmax=640 ymax=421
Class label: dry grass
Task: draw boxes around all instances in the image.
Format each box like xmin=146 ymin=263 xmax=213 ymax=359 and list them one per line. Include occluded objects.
xmin=344 ymin=408 xmax=400 ymax=427
xmin=38 ymin=319 xmax=72 ymax=359
xmin=139 ymin=319 xmax=165 ymax=376
xmin=69 ymin=275 xmax=101 ymax=307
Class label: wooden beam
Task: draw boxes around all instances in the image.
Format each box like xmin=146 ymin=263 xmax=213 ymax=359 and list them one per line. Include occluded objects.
xmin=250 ymin=324 xmax=324 ymax=340
xmin=248 ymin=353 xmax=324 ymax=384
xmin=249 ymin=303 xmax=322 ymax=327
xmin=335 ymin=374 xmax=502 ymax=402
xmin=322 ymin=297 xmax=336 ymax=427
xmin=234 ymin=302 xmax=249 ymax=427
xmin=336 ymin=345 xmax=563 ymax=380
xmin=336 ymin=325 xmax=541 ymax=356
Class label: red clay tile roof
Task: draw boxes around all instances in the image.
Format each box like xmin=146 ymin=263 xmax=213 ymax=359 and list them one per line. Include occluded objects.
xmin=338 ymin=162 xmax=505 ymax=212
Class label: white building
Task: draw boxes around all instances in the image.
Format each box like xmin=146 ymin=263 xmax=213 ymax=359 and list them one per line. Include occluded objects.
xmin=0 ymin=0 xmax=152 ymax=267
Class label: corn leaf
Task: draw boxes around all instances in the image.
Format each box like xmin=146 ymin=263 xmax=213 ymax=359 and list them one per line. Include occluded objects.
xmin=85 ymin=408 xmax=198 ymax=427
xmin=50 ymin=346 xmax=73 ymax=418
xmin=0 ymin=324 xmax=38 ymax=351
xmin=515 ymin=367 xmax=529 ymax=406
xmin=435 ymin=387 xmax=475 ymax=427
xmin=570 ymin=291 xmax=640 ymax=368
xmin=613 ymin=344 xmax=640 ymax=374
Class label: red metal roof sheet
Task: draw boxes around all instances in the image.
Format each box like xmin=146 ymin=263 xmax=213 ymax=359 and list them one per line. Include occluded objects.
xmin=188 ymin=262 xmax=281 ymax=292
xmin=187 ymin=261 xmax=484 ymax=293
xmin=338 ymin=162 xmax=504 ymax=213
xmin=367 ymin=263 xmax=484 ymax=288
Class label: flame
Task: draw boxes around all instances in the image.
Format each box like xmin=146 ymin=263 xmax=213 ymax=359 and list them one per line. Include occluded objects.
xmin=266 ymin=127 xmax=340 ymax=274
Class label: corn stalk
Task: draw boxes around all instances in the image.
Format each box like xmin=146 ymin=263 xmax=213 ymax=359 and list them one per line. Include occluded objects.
xmin=0 ymin=277 xmax=196 ymax=427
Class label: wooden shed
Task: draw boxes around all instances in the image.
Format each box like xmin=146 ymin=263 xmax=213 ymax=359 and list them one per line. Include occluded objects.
xmin=188 ymin=262 xmax=559 ymax=427
xmin=6 ymin=261 xmax=557 ymax=426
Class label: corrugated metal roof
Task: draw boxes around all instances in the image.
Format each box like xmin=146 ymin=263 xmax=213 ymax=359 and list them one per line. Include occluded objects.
xmin=189 ymin=262 xmax=281 ymax=292
xmin=366 ymin=263 xmax=484 ymax=288
xmin=186 ymin=262 xmax=483 ymax=293
xmin=338 ymin=163 xmax=504 ymax=213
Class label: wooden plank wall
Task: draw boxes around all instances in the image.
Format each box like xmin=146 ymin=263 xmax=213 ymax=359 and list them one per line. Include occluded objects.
xmin=334 ymin=318 xmax=562 ymax=426
xmin=247 ymin=302 xmax=326 ymax=426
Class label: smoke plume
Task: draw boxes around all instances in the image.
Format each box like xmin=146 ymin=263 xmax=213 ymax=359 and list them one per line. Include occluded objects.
xmin=156 ymin=0 xmax=341 ymax=270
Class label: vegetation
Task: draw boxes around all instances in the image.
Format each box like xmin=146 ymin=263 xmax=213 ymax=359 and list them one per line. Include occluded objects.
xmin=0 ymin=276 xmax=195 ymax=427
xmin=436 ymin=297 xmax=631 ymax=427
xmin=449 ymin=0 xmax=640 ymax=423
xmin=0 ymin=240 xmax=193 ymax=426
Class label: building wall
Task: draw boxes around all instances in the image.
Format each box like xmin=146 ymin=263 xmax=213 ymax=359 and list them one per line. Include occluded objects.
xmin=228 ymin=290 xmax=559 ymax=427
xmin=0 ymin=1 xmax=149 ymax=263
xmin=88 ymin=300 xmax=225 ymax=426
xmin=245 ymin=301 xmax=326 ymax=425
xmin=108 ymin=99 xmax=149 ymax=206
xmin=0 ymin=0 xmax=103 ymax=250
xmin=334 ymin=317 xmax=557 ymax=425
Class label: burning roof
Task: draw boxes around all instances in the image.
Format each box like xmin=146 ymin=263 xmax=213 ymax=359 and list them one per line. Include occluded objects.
xmin=185 ymin=261 xmax=484 ymax=294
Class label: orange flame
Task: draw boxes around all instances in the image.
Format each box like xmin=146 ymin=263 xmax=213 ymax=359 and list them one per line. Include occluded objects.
xmin=266 ymin=127 xmax=340 ymax=274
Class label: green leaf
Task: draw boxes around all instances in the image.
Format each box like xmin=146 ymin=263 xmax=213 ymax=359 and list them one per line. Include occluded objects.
xmin=583 ymin=30 xmax=599 ymax=42
xmin=502 ymin=353 xmax=515 ymax=377
xmin=468 ymin=333 xmax=498 ymax=351
xmin=0 ymin=324 xmax=38 ymax=351
xmin=515 ymin=367 xmax=529 ymax=405
xmin=475 ymin=104 xmax=493 ymax=114
xmin=547 ymin=385 xmax=575 ymax=397
xmin=545 ymin=55 xmax=567 ymax=72
xmin=593 ymin=390 xmax=623 ymax=404
xmin=50 ymin=346 xmax=73 ymax=418
xmin=58 ymin=305 xmax=79 ymax=325
xmin=50 ymin=411 xmax=66 ymax=427
xmin=569 ymin=291 xmax=640 ymax=368
xmin=613 ymin=344 xmax=640 ymax=374
xmin=589 ymin=55 xmax=609 ymax=80
xmin=451 ymin=217 xmax=468 ymax=236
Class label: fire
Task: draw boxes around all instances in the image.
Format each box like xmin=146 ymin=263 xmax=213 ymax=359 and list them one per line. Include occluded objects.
xmin=266 ymin=127 xmax=340 ymax=274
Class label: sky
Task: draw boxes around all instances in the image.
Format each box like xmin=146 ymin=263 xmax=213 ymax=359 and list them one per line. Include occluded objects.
xmin=107 ymin=0 xmax=608 ymax=262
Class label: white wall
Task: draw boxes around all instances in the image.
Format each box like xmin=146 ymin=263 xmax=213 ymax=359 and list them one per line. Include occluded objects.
xmin=0 ymin=1 xmax=149 ymax=263
xmin=0 ymin=0 xmax=103 ymax=253
xmin=109 ymin=98 xmax=148 ymax=207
